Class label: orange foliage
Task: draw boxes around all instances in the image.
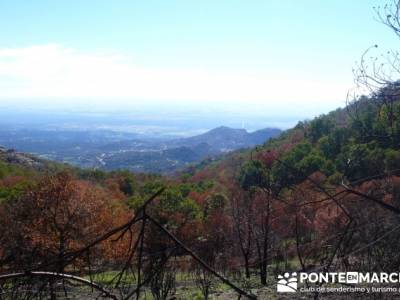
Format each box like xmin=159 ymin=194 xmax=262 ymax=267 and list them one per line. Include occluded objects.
xmin=0 ymin=171 xmax=131 ymax=271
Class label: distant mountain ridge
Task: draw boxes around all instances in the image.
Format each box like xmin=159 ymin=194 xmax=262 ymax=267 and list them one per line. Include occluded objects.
xmin=0 ymin=126 xmax=282 ymax=174
xmin=101 ymin=126 xmax=282 ymax=173
xmin=169 ymin=126 xmax=282 ymax=154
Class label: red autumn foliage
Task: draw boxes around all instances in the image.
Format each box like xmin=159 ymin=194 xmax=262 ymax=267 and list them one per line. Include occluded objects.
xmin=0 ymin=171 xmax=131 ymax=272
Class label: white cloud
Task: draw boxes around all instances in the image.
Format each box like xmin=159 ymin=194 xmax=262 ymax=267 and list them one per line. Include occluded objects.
xmin=0 ymin=44 xmax=349 ymax=113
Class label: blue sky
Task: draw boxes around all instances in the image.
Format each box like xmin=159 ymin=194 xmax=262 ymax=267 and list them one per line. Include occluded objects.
xmin=0 ymin=0 xmax=398 ymax=126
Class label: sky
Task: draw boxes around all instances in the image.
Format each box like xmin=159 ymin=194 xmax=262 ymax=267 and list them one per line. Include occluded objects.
xmin=0 ymin=0 xmax=399 ymax=128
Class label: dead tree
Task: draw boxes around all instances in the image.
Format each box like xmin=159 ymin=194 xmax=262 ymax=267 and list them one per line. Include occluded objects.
xmin=0 ymin=188 xmax=257 ymax=300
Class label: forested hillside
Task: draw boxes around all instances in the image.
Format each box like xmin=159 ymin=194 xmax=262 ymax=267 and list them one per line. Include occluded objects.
xmin=1 ymin=84 xmax=400 ymax=299
xmin=2 ymin=1 xmax=400 ymax=299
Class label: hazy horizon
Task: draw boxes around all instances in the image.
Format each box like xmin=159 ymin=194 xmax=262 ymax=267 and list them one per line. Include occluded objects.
xmin=1 ymin=0 xmax=398 ymax=130
xmin=0 ymin=94 xmax=346 ymax=137
xmin=0 ymin=100 xmax=293 ymax=138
